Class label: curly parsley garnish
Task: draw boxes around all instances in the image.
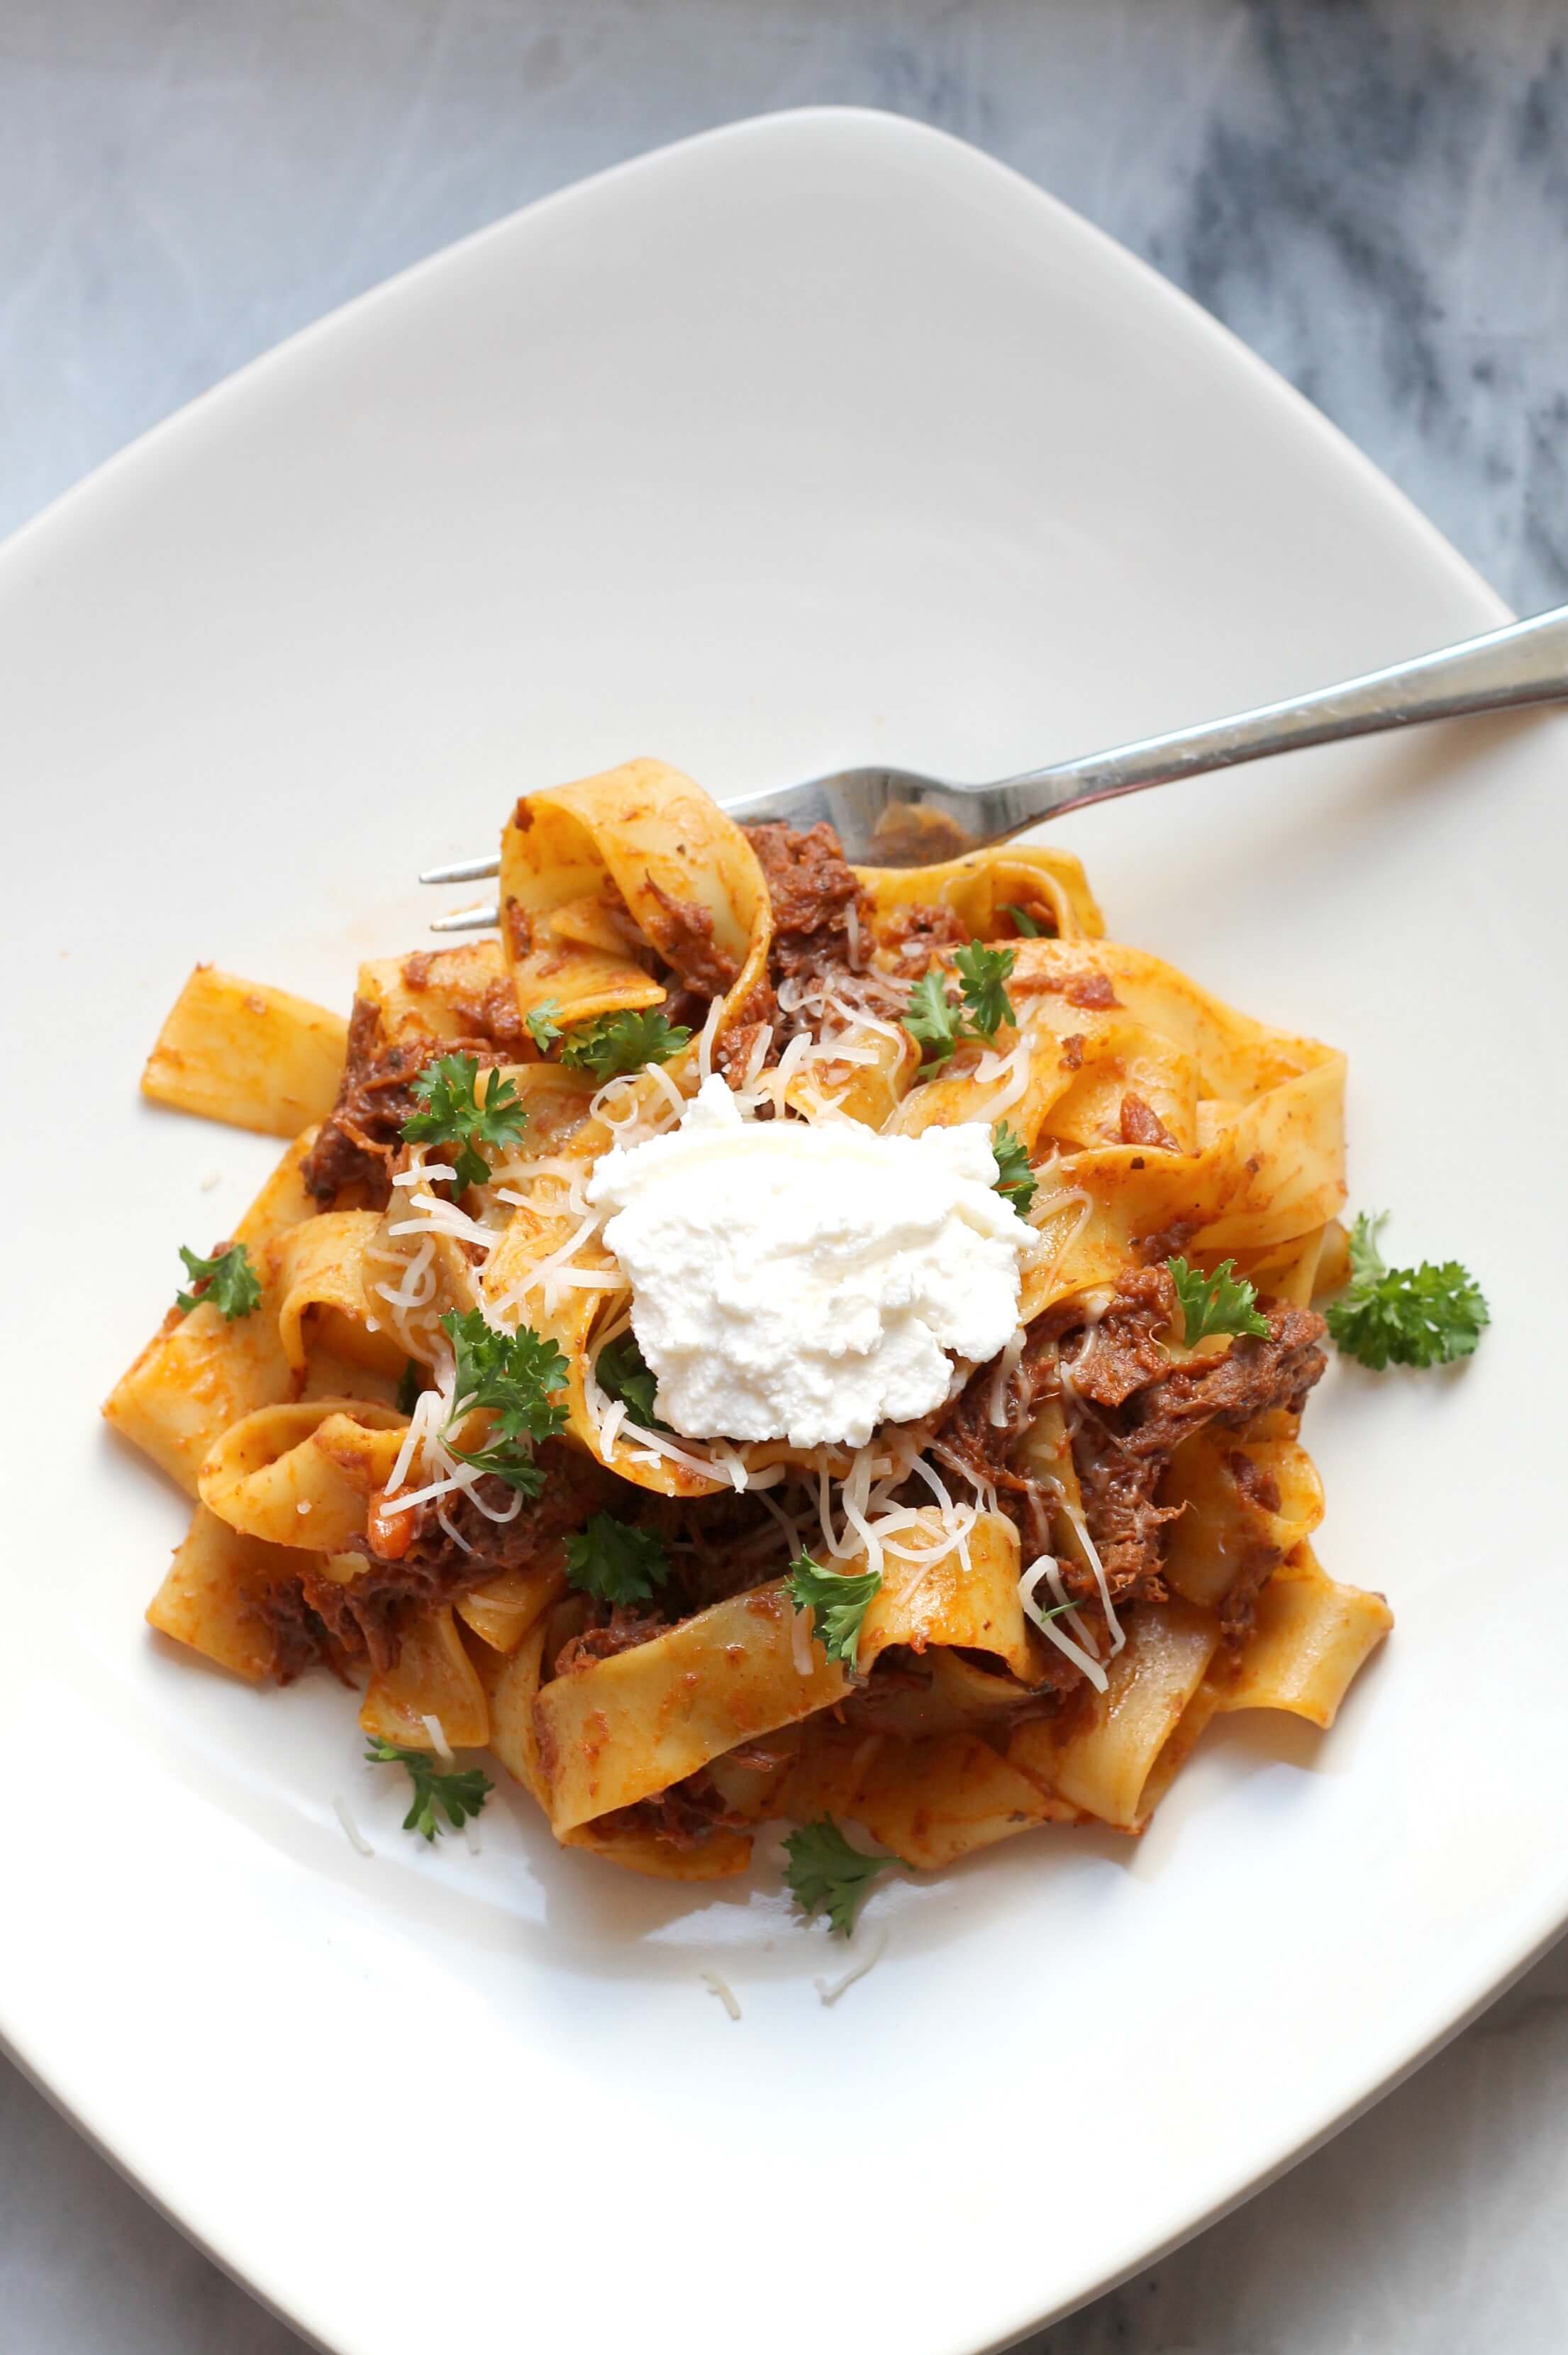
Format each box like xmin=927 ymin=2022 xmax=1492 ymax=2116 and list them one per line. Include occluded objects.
xmin=565 ymin=1512 xmax=670 ymax=1607
xmin=1167 ymin=1256 xmax=1270 ymax=1345
xmin=902 ymin=940 xmax=1017 ymax=1065
xmin=439 ymin=1307 xmax=569 ymax=1494
xmin=784 ymin=1817 xmax=908 ymax=1937
xmin=786 ymin=1555 xmax=883 ymax=1672
xmin=525 ymin=998 xmax=562 ymax=1052
xmin=991 ymin=1121 xmax=1037 ymax=1216
xmin=558 ymin=1009 xmax=691 ymax=1080
xmin=175 ymin=1241 xmax=262 ymax=1320
xmin=1003 ymin=903 xmax=1041 ymax=936
xmin=1325 ymin=1212 xmax=1489 ymax=1370
xmin=952 ymin=940 xmax=1017 ymax=1039
xmin=903 ymin=970 xmax=965 ymax=1065
xmin=596 ymin=1331 xmax=662 ymax=1427
xmin=401 ymin=1051 xmax=528 ymax=1190
xmin=364 ymin=1739 xmax=493 ymax=1841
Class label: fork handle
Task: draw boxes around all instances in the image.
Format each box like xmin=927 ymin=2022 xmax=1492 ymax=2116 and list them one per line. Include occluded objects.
xmin=999 ymin=602 xmax=1568 ymax=825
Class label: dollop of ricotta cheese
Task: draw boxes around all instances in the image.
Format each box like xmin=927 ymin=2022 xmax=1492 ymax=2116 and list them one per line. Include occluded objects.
xmin=586 ymin=1076 xmax=1039 ymax=1449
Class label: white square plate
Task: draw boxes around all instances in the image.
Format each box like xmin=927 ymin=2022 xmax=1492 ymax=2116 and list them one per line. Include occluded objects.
xmin=4 ymin=108 xmax=1565 ymax=2355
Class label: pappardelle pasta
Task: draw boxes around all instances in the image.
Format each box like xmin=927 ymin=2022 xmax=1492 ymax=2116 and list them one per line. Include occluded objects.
xmin=109 ymin=758 xmax=1393 ymax=1927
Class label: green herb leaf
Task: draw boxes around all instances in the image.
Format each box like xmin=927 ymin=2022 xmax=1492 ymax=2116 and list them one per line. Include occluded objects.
xmin=1167 ymin=1256 xmax=1270 ymax=1345
xmin=1026 ymin=1579 xmax=1097 ymax=1624
xmin=401 ymin=1051 xmax=528 ymax=1189
xmin=902 ymin=969 xmax=963 ymax=1065
xmin=564 ymin=1512 xmax=670 ymax=1607
xmin=364 ymin=1739 xmax=493 ymax=1842
xmin=1325 ymin=1212 xmax=1489 ymax=1370
xmin=175 ymin=1241 xmax=262 ymax=1320
xmin=596 ymin=1331 xmax=662 ymax=1427
xmin=396 ymin=1358 xmax=423 ymax=1416
xmin=952 ymin=940 xmax=1016 ymax=1041
xmin=439 ymin=1306 xmax=569 ymax=1491
xmin=1003 ymin=904 xmax=1041 ymax=937
xmin=991 ymin=1121 xmax=1037 ymax=1217
xmin=786 ymin=1555 xmax=883 ymax=1672
xmin=525 ymin=998 xmax=563 ymax=1052
xmin=783 ymin=1817 xmax=906 ymax=1938
xmin=557 ymin=1009 xmax=691 ymax=1081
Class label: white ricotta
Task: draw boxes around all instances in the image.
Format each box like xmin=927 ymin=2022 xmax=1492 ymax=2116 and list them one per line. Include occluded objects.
xmin=586 ymin=1075 xmax=1038 ymax=1448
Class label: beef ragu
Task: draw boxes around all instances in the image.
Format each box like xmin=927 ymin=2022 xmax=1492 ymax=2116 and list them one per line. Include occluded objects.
xmin=257 ymin=1441 xmax=613 ymax=1678
xmin=118 ymin=759 xmax=1393 ymax=1909
xmin=929 ymin=1263 xmax=1328 ymax=1673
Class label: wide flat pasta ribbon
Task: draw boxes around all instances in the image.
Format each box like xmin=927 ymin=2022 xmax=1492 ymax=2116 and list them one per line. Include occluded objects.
xmin=499 ymin=758 xmax=772 ymax=1036
xmin=534 ymin=1511 xmax=1030 ymax=1835
xmin=198 ymin=1397 xmax=407 ymax=1550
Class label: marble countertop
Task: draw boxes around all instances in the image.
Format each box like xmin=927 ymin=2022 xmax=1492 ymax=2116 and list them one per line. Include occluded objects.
xmin=4 ymin=4 xmax=1564 ymax=2350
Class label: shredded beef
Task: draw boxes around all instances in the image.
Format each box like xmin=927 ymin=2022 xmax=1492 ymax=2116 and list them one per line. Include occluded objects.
xmin=879 ymin=901 xmax=969 ymax=975
xmin=299 ymin=999 xmax=439 ymax=1208
xmin=286 ymin=1441 xmax=613 ymax=1677
xmin=553 ymin=1605 xmax=669 ymax=1676
xmin=593 ymin=1771 xmax=745 ymax=1851
xmin=250 ymin=1580 xmax=340 ymax=1685
xmin=645 ymin=879 xmax=740 ymax=996
xmin=1135 ymin=1214 xmax=1199 ymax=1265
xmin=1068 ymin=1292 xmax=1325 ymax=1597
xmin=745 ymin=820 xmax=868 ymax=980
xmin=1070 ymin=1265 xmax=1177 ymax=1408
xmin=926 ymin=1309 xmax=1072 ymax=1508
xmin=1060 ymin=1033 xmax=1085 ymax=1071
xmin=930 ymin=1268 xmax=1326 ymax=1631
xmin=1119 ymin=1093 xmax=1182 ymax=1152
xmin=301 ymin=976 xmax=527 ymax=1210
xmin=1217 ymin=1539 xmax=1287 ymax=1647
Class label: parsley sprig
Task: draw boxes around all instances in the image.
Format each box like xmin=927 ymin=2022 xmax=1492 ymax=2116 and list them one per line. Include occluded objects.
xmin=901 ymin=941 xmax=1017 ymax=1066
xmin=401 ymin=1052 xmax=528 ymax=1190
xmin=1003 ymin=903 xmax=1041 ymax=937
xmin=784 ymin=1817 xmax=908 ymax=1937
xmin=992 ymin=1121 xmax=1037 ymax=1216
xmin=903 ymin=970 xmax=966 ymax=1065
xmin=596 ymin=1331 xmax=662 ymax=1427
xmin=175 ymin=1241 xmax=262 ymax=1320
xmin=1168 ymin=1256 xmax=1270 ymax=1345
xmin=440 ymin=1307 xmax=569 ymax=1493
xmin=565 ymin=1512 xmax=670 ymax=1607
xmin=364 ymin=1739 xmax=493 ymax=1841
xmin=558 ymin=1009 xmax=691 ymax=1080
xmin=1325 ymin=1212 xmax=1489 ymax=1370
xmin=786 ymin=1555 xmax=882 ymax=1672
xmin=953 ymin=941 xmax=1017 ymax=1038
xmin=525 ymin=998 xmax=563 ymax=1051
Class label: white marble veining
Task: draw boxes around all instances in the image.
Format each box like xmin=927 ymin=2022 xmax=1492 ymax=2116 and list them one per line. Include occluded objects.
xmin=4 ymin=4 xmax=1566 ymax=2351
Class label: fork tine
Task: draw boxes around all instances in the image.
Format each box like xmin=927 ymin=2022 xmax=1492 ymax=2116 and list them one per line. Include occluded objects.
xmin=428 ymin=901 xmax=500 ymax=933
xmin=419 ymin=853 xmax=502 ymax=885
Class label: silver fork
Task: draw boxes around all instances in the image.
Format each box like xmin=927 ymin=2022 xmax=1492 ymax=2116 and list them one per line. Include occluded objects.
xmin=421 ymin=602 xmax=1568 ymax=927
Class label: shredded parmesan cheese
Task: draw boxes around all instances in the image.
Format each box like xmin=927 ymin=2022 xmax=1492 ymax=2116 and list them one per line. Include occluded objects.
xmin=333 ymin=1796 xmax=373 ymax=1856
xmin=699 ymin=1970 xmax=742 ymax=2021
xmin=1019 ymin=1553 xmax=1109 ymax=1692
xmin=814 ymin=1927 xmax=887 ymax=2006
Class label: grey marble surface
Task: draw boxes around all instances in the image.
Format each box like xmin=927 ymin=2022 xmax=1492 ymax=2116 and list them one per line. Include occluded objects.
xmin=4 ymin=4 xmax=1566 ymax=2350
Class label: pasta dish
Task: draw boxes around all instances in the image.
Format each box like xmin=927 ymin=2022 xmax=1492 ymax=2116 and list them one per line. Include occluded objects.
xmin=107 ymin=759 xmax=1396 ymax=1923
